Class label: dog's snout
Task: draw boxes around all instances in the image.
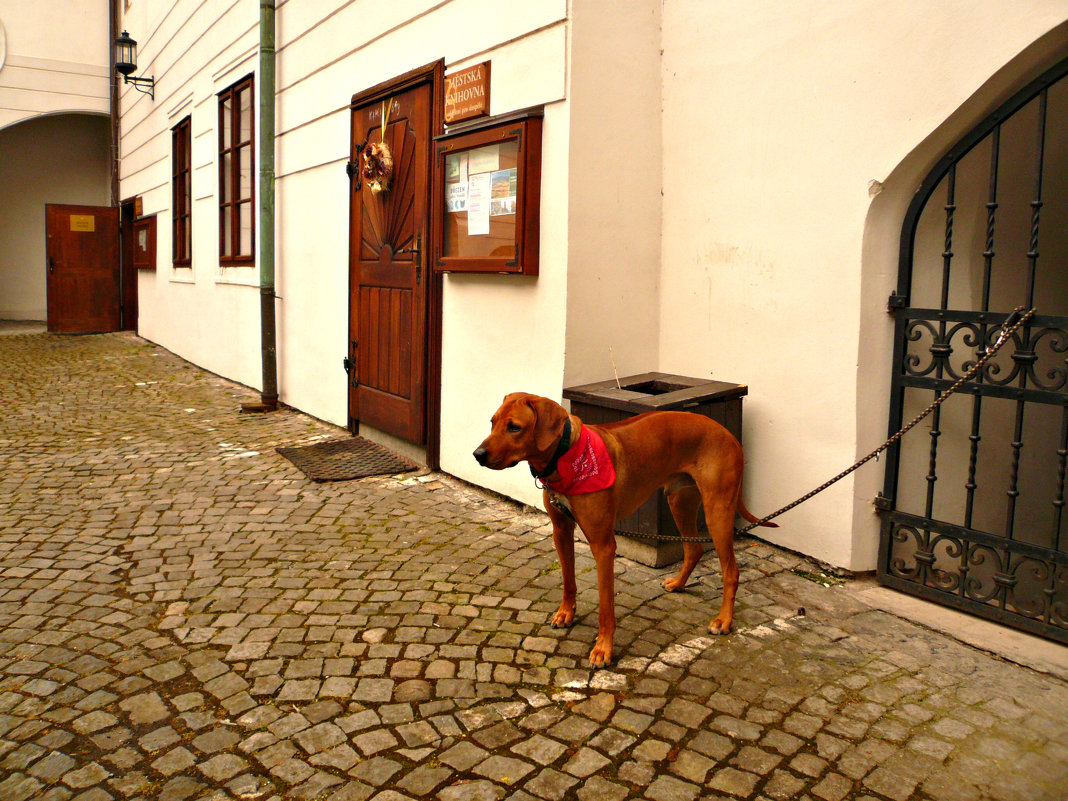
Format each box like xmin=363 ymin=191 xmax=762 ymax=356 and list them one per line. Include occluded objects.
xmin=473 ymin=446 xmax=489 ymax=466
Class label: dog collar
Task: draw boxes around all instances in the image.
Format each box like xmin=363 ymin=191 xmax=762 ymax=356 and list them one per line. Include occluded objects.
xmin=529 ymin=418 xmax=572 ymax=481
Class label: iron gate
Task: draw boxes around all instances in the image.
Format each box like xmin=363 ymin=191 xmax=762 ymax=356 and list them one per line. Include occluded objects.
xmin=878 ymin=56 xmax=1068 ymax=643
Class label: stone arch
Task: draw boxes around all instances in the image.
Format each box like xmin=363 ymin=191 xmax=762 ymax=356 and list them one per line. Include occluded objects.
xmin=0 ymin=112 xmax=111 ymax=321
xmin=853 ymin=23 xmax=1068 ymax=570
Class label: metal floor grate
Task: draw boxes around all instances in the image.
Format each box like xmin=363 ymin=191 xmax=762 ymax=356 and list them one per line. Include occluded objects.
xmin=277 ymin=436 xmax=418 ymax=482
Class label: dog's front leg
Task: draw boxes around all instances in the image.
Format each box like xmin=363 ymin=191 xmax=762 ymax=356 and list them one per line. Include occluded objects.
xmin=582 ymin=520 xmax=617 ymax=668
xmin=545 ymin=492 xmax=577 ymax=629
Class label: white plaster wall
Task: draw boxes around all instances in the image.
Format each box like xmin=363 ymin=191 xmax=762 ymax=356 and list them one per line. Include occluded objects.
xmin=273 ymin=0 xmax=569 ymax=434
xmin=660 ymin=1 xmax=1068 ymax=569
xmin=444 ymin=0 xmax=666 ymax=508
xmin=0 ymin=113 xmax=110 ymax=320
xmin=119 ymin=0 xmax=265 ymax=390
xmin=124 ymin=0 xmax=572 ymax=456
xmin=563 ymin=0 xmax=661 ymax=387
xmin=0 ymin=0 xmax=110 ymax=130
xmin=440 ymin=102 xmax=570 ymax=507
xmin=443 ymin=0 xmax=664 ymax=507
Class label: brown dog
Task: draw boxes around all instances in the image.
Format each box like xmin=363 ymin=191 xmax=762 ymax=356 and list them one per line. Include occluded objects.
xmin=474 ymin=392 xmax=777 ymax=667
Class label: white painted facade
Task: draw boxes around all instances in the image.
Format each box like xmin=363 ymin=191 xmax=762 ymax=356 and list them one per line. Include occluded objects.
xmin=116 ymin=0 xmax=1068 ymax=570
xmin=0 ymin=0 xmax=111 ymax=320
xmin=0 ymin=0 xmax=109 ymax=130
xmin=658 ymin=2 xmax=1068 ymax=569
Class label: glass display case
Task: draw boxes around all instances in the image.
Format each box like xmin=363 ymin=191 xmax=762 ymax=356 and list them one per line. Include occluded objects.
xmin=432 ymin=109 xmax=542 ymax=275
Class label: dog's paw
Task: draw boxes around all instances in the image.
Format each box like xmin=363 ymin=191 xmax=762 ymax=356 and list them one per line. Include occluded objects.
xmin=550 ymin=605 xmax=575 ymax=629
xmin=662 ymin=575 xmax=687 ymax=593
xmin=708 ymin=617 xmax=732 ymax=635
xmin=588 ymin=639 xmax=614 ymax=669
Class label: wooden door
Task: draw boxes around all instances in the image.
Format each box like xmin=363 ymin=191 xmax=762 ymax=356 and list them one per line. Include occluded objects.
xmin=46 ymin=204 xmax=121 ymax=333
xmin=348 ymin=82 xmax=432 ymax=444
xmin=120 ymin=200 xmax=138 ymax=331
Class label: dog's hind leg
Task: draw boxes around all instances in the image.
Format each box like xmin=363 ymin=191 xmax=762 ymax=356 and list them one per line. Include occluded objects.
xmin=662 ymin=484 xmax=704 ymax=592
xmin=702 ymin=493 xmax=740 ymax=635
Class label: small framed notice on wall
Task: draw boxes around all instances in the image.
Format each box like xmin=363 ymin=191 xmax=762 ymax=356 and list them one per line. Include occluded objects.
xmin=133 ymin=215 xmax=156 ymax=270
xmin=433 ymin=108 xmax=542 ymax=276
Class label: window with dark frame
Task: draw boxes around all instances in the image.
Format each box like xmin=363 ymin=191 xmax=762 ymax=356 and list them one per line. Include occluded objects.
xmin=218 ymin=75 xmax=254 ymax=265
xmin=172 ymin=116 xmax=192 ymax=267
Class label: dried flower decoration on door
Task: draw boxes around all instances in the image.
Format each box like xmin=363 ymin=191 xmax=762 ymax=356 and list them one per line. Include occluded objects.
xmin=361 ymin=100 xmax=394 ymax=195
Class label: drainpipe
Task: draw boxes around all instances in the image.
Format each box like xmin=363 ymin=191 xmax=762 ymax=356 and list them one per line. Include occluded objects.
xmin=109 ymin=0 xmax=120 ymax=208
xmin=245 ymin=0 xmax=278 ymax=412
xmin=110 ymin=0 xmax=123 ymax=328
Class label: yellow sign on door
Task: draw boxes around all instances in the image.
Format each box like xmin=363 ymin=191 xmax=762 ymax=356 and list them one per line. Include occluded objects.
xmin=70 ymin=215 xmax=95 ymax=232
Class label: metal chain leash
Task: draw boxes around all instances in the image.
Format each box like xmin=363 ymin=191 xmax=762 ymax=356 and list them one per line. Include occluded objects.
xmin=616 ymin=306 xmax=1035 ymax=544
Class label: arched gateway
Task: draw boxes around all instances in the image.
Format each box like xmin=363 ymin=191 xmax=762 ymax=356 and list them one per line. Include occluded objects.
xmin=878 ymin=56 xmax=1068 ymax=643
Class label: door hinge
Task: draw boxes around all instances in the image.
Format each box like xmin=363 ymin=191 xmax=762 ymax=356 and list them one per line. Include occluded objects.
xmin=344 ymin=353 xmax=359 ymax=388
xmin=346 ymin=159 xmax=361 ymax=192
xmin=345 ymin=339 xmax=358 ymax=378
xmin=887 ymin=292 xmax=907 ymax=313
xmin=873 ymin=493 xmax=893 ymax=512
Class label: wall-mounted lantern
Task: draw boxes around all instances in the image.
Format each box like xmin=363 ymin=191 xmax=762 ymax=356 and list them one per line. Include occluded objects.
xmin=115 ymin=30 xmax=154 ymax=99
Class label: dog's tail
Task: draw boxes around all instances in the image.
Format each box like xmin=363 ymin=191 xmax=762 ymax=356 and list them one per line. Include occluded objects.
xmin=737 ymin=498 xmax=779 ymax=528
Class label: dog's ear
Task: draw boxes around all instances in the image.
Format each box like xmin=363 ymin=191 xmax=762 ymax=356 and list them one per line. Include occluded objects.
xmin=529 ymin=396 xmax=567 ymax=453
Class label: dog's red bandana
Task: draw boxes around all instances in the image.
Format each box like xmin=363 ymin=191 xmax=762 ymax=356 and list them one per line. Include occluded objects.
xmin=542 ymin=426 xmax=615 ymax=495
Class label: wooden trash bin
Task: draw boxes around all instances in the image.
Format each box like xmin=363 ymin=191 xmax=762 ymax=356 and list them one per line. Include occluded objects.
xmin=563 ymin=373 xmax=747 ymax=568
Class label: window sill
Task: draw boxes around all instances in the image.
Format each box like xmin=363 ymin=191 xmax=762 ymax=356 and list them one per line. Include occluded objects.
xmin=216 ymin=260 xmax=259 ymax=287
xmin=215 ymin=277 xmax=261 ymax=288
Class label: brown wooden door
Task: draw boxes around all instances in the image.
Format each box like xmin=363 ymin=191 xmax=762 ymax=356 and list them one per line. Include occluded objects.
xmin=46 ymin=204 xmax=121 ymax=333
xmin=120 ymin=201 xmax=138 ymax=331
xmin=349 ymin=82 xmax=431 ymax=444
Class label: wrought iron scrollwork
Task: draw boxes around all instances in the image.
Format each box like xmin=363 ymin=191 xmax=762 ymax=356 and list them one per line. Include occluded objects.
xmin=904 ymin=320 xmax=940 ymax=377
xmin=903 ymin=316 xmax=1068 ymax=392
xmin=903 ymin=319 xmax=985 ymax=380
xmin=886 ymin=519 xmax=1066 ymax=636
xmin=963 ymin=542 xmax=1005 ymax=604
xmin=1023 ymin=327 xmax=1068 ymax=391
xmin=1008 ymin=556 xmax=1051 ymax=618
xmin=1052 ymin=567 xmax=1068 ymax=627
xmin=888 ymin=524 xmax=925 ymax=580
xmin=929 ymin=534 xmax=964 ymax=591
xmin=940 ymin=322 xmax=982 ymax=380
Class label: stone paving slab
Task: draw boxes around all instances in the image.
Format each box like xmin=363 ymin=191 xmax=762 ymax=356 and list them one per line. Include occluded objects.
xmin=0 ymin=332 xmax=1066 ymax=801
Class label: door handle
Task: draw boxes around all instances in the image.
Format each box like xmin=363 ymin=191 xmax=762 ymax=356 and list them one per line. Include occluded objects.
xmin=394 ymin=232 xmax=422 ymax=283
xmin=394 ymin=232 xmax=421 ymax=259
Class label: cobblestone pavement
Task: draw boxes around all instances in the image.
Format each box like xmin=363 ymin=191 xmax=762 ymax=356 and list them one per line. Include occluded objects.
xmin=1 ymin=332 xmax=1067 ymax=801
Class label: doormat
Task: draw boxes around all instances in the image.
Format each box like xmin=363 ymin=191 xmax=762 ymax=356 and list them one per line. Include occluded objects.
xmin=277 ymin=437 xmax=419 ymax=482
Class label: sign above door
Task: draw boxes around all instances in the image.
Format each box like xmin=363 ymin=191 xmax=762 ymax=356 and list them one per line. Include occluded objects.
xmin=444 ymin=61 xmax=490 ymax=124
